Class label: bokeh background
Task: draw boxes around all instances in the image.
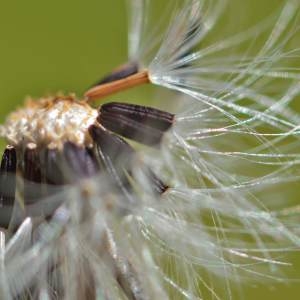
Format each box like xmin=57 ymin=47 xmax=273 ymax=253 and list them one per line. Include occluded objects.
xmin=0 ymin=0 xmax=299 ymax=299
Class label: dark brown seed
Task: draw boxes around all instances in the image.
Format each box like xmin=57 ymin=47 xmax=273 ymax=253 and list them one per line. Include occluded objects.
xmin=89 ymin=125 xmax=135 ymax=161
xmin=62 ymin=142 xmax=99 ymax=182
xmin=23 ymin=143 xmax=43 ymax=204
xmin=44 ymin=148 xmax=65 ymax=185
xmin=24 ymin=144 xmax=42 ymax=183
xmin=98 ymin=112 xmax=166 ymax=147
xmin=90 ymin=125 xmax=169 ymax=196
xmin=100 ymin=102 xmax=174 ymax=131
xmin=91 ymin=62 xmax=139 ymax=87
xmin=0 ymin=145 xmax=17 ymax=206
xmin=89 ymin=125 xmax=134 ymax=196
xmin=144 ymin=168 xmax=169 ymax=195
xmin=0 ymin=206 xmax=15 ymax=228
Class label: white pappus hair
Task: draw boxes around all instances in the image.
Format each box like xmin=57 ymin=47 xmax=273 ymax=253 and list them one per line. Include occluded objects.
xmin=0 ymin=0 xmax=300 ymax=299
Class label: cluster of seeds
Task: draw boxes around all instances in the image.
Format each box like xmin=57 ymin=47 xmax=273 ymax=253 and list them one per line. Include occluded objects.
xmin=0 ymin=90 xmax=174 ymax=229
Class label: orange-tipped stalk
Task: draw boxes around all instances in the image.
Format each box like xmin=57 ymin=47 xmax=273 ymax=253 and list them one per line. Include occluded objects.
xmin=85 ymin=70 xmax=150 ymax=102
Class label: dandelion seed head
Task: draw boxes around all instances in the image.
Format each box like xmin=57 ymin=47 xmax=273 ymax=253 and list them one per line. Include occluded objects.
xmin=0 ymin=0 xmax=299 ymax=299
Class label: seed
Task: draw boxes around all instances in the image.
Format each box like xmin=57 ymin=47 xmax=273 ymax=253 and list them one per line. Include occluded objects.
xmin=91 ymin=62 xmax=139 ymax=86
xmin=98 ymin=103 xmax=174 ymax=146
xmin=0 ymin=146 xmax=17 ymax=206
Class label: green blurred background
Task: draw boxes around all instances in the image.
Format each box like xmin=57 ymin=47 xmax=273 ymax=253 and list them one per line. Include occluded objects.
xmin=0 ymin=0 xmax=299 ymax=299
